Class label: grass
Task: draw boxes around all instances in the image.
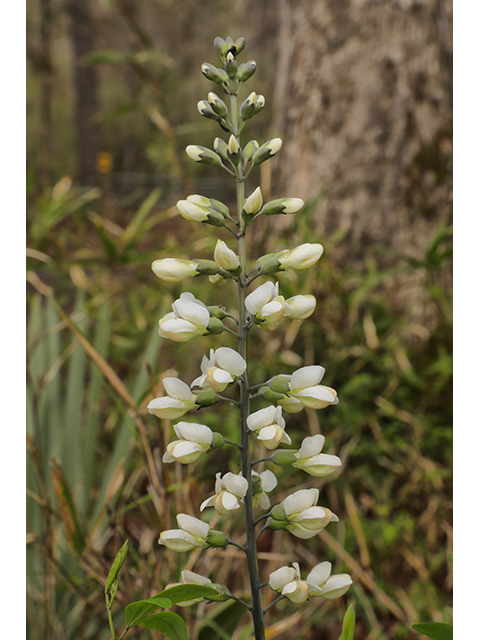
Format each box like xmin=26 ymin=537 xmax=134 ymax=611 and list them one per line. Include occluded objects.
xmin=26 ymin=180 xmax=452 ymax=640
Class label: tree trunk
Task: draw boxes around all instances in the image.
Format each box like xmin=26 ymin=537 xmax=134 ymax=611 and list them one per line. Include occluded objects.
xmin=269 ymin=0 xmax=452 ymax=271
xmin=68 ymin=0 xmax=100 ymax=185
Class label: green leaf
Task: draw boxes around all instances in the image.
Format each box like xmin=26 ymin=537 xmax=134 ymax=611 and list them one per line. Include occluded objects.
xmin=338 ymin=603 xmax=356 ymax=640
xmin=156 ymin=584 xmax=218 ymax=604
xmin=125 ymin=596 xmax=172 ymax=627
xmin=105 ymin=540 xmax=128 ymax=595
xmin=412 ymin=622 xmax=453 ymax=640
xmin=136 ymin=612 xmax=187 ymax=640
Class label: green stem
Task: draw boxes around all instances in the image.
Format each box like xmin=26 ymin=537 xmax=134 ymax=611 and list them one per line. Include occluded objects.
xmin=105 ymin=595 xmax=117 ymax=640
xmin=231 ymin=92 xmax=266 ymax=640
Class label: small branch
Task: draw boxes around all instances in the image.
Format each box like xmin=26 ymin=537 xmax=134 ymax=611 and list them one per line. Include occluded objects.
xmin=256 ymin=523 xmax=270 ymax=542
xmin=255 ymin=512 xmax=271 ymax=526
xmin=223 ymin=325 xmax=239 ymax=338
xmin=251 ymin=457 xmax=272 ymax=466
xmin=246 ymin=272 xmax=263 ymax=286
xmin=226 ymin=538 xmax=247 ymax=553
xmin=263 ymin=595 xmax=286 ymax=615
xmin=258 ymin=582 xmax=269 ymax=589
xmin=224 ymin=438 xmax=242 ymax=450
xmin=216 ymin=395 xmax=240 ymax=406
xmin=228 ymin=591 xmax=252 ymax=611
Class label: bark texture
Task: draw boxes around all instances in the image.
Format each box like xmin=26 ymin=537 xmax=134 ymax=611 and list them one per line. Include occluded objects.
xmin=269 ymin=0 xmax=452 ymax=268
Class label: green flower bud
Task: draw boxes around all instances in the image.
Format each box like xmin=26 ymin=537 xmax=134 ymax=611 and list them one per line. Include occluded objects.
xmin=201 ymin=63 xmax=229 ymax=85
xmin=210 ymin=432 xmax=225 ymax=449
xmin=206 ymin=529 xmax=229 ymax=548
xmin=255 ymin=253 xmax=277 ymax=269
xmin=225 ymin=51 xmax=238 ymax=79
xmin=258 ymin=258 xmax=281 ymax=275
xmin=214 ymin=137 xmax=229 ymax=164
xmin=251 ymin=474 xmax=264 ymax=496
xmin=195 ymin=389 xmax=220 ymax=408
xmin=227 ymin=135 xmax=241 ymax=165
xmin=205 ymin=210 xmax=228 ymax=227
xmin=208 ymin=92 xmax=228 ymax=118
xmin=252 ymin=95 xmax=265 ymax=116
xmin=261 ymin=197 xmax=304 ymax=215
xmin=205 ymin=583 xmax=230 ymax=602
xmin=186 ymin=145 xmax=222 ymax=166
xmin=197 ymin=100 xmax=220 ymax=121
xmin=271 ymin=449 xmax=297 ymax=466
xmin=252 ymin=138 xmax=283 ymax=165
xmin=243 ymin=140 xmax=259 ymax=163
xmin=268 ymin=375 xmax=291 ymax=394
xmin=213 ymin=37 xmax=229 ymax=62
xmin=207 ymin=305 xmax=229 ymax=320
xmin=240 ymin=92 xmax=257 ymax=121
xmin=208 ymin=196 xmax=230 ymax=217
xmin=244 ymin=186 xmax=263 ymax=214
xmin=205 ymin=317 xmax=225 ymax=335
xmin=234 ymin=37 xmax=246 ymax=56
xmin=237 ymin=59 xmax=256 ymax=83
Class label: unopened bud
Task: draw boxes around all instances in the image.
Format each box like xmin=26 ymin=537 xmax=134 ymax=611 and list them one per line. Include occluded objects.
xmin=270 ymin=504 xmax=288 ymax=521
xmin=186 ymin=145 xmax=222 ymax=167
xmin=227 ymin=135 xmax=241 ymax=165
xmin=197 ymin=100 xmax=219 ymax=121
xmin=213 ymin=137 xmax=228 ymax=163
xmin=211 ymin=432 xmax=225 ymax=448
xmin=267 ymin=517 xmax=289 ymax=531
xmin=206 ymin=584 xmax=230 ymax=602
xmin=208 ymin=196 xmax=230 ymax=217
xmin=208 ymin=92 xmax=228 ymax=118
xmin=240 ymin=92 xmax=257 ymax=121
xmin=194 ymin=259 xmax=221 ymax=276
xmin=258 ymin=258 xmax=281 ymax=275
xmin=207 ymin=305 xmax=229 ymax=319
xmin=261 ymin=197 xmax=304 ymax=215
xmin=258 ymin=386 xmax=285 ymax=403
xmin=252 ymin=138 xmax=283 ymax=165
xmin=268 ymin=375 xmax=291 ymax=394
xmin=201 ymin=63 xmax=229 ymax=85
xmin=225 ymin=52 xmax=238 ymax=79
xmin=244 ymin=186 xmax=263 ymax=214
xmin=234 ymin=37 xmax=246 ymax=56
xmin=213 ymin=37 xmax=229 ymax=62
xmin=206 ymin=318 xmax=225 ymax=335
xmin=206 ymin=529 xmax=229 ymax=548
xmin=237 ymin=59 xmax=256 ymax=83
xmin=252 ymin=94 xmax=265 ymax=116
xmin=251 ymin=474 xmax=264 ymax=496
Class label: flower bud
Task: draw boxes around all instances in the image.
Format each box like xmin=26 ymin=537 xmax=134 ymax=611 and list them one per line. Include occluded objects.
xmin=206 ymin=530 xmax=229 ymax=548
xmin=205 ymin=317 xmax=225 ymax=335
xmin=258 ymin=386 xmax=285 ymax=403
xmin=252 ymin=94 xmax=265 ymax=116
xmin=278 ymin=243 xmax=324 ymax=270
xmin=267 ymin=517 xmax=289 ymax=531
xmin=237 ymin=59 xmax=256 ymax=83
xmin=257 ymin=258 xmax=280 ymax=275
xmin=214 ymin=239 xmax=240 ymax=271
xmin=285 ymin=295 xmax=317 ymax=320
xmin=240 ymin=92 xmax=257 ymax=121
xmin=251 ymin=474 xmax=263 ymax=496
xmin=225 ymin=51 xmax=238 ymax=79
xmin=210 ymin=432 xmax=225 ymax=449
xmin=243 ymin=140 xmax=259 ymax=163
xmin=208 ymin=92 xmax=228 ymax=118
xmin=152 ymin=258 xmax=199 ymax=282
xmin=244 ymin=186 xmax=263 ymax=214
xmin=201 ymin=63 xmax=229 ymax=85
xmin=234 ymin=37 xmax=246 ymax=56
xmin=208 ymin=196 xmax=230 ymax=217
xmin=213 ymin=137 xmax=229 ymax=164
xmin=194 ymin=259 xmax=222 ymax=276
xmin=227 ymin=135 xmax=241 ymax=164
xmin=252 ymin=138 xmax=282 ymax=165
xmin=177 ymin=198 xmax=210 ymax=222
xmin=270 ymin=504 xmax=288 ymax=521
xmin=186 ymin=145 xmax=222 ymax=166
xmin=197 ymin=100 xmax=220 ymax=121
xmin=205 ymin=583 xmax=230 ymax=602
xmin=213 ymin=37 xmax=229 ymax=61
xmin=261 ymin=197 xmax=304 ymax=215
xmin=207 ymin=305 xmax=229 ymax=319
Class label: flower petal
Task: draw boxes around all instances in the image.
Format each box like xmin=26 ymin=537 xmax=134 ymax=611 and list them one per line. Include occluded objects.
xmin=214 ymin=347 xmax=247 ymax=376
xmin=290 ymin=365 xmax=325 ymax=390
xmin=306 ymin=561 xmax=332 ymax=589
xmin=283 ymin=488 xmax=319 ymax=516
xmin=297 ymin=434 xmax=325 ymax=458
xmin=268 ymin=566 xmax=296 ymax=591
xmin=174 ymin=422 xmax=213 ymax=445
xmin=177 ymin=514 xmax=209 ymax=538
xmin=163 ymin=377 xmax=193 ymax=401
xmin=245 ymin=281 xmax=276 ymax=314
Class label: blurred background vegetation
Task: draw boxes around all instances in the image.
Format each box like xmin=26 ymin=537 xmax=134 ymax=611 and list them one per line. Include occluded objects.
xmin=26 ymin=1 xmax=452 ymax=639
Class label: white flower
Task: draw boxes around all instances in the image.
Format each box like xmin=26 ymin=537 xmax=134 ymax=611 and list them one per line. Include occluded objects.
xmin=246 ymin=405 xmax=291 ymax=450
xmin=214 ymin=240 xmax=240 ymax=271
xmin=200 ymin=472 xmax=249 ymax=516
xmin=277 ymin=243 xmax=324 ymax=270
xmin=279 ymin=365 xmax=338 ymax=411
xmin=245 ymin=281 xmax=288 ymax=331
xmin=251 ymin=469 xmax=277 ymax=509
xmin=177 ymin=195 xmax=211 ymax=222
xmin=151 ymin=258 xmax=199 ymax=282
xmin=284 ymin=295 xmax=316 ymax=320
xmin=162 ymin=422 xmax=213 ymax=464
xmin=261 ymin=198 xmax=305 ymax=216
xmin=191 ymin=347 xmax=246 ymax=392
xmin=158 ymin=292 xmax=210 ymax=342
xmin=169 ymin=570 xmax=214 ymax=607
xmin=281 ymin=488 xmax=339 ymax=539
xmin=148 ymin=377 xmax=197 ymax=420
xmin=268 ymin=562 xmax=309 ymax=604
xmin=244 ymin=187 xmax=263 ymax=214
xmin=292 ymin=435 xmax=342 ymax=477
xmin=158 ymin=514 xmax=210 ymax=551
xmin=227 ymin=134 xmax=240 ymax=155
xmin=306 ymin=562 xmax=352 ymax=599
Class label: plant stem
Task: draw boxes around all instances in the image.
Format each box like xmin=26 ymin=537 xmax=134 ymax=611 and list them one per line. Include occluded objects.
xmin=105 ymin=594 xmax=116 ymax=640
xmin=231 ymin=92 xmax=266 ymax=640
xmin=263 ymin=595 xmax=286 ymax=615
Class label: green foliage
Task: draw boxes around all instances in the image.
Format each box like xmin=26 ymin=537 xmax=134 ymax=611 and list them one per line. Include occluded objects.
xmin=412 ymin=623 xmax=453 ymax=640
xmin=337 ymin=604 xmax=356 ymax=640
xmin=105 ymin=540 xmax=129 ymax=596
xmin=135 ymin=612 xmax=187 ymax=640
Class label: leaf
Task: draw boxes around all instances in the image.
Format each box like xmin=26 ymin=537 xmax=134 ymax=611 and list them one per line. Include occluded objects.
xmin=136 ymin=611 xmax=187 ymax=640
xmin=125 ymin=596 xmax=172 ymax=627
xmin=338 ymin=603 xmax=356 ymax=640
xmin=105 ymin=540 xmax=129 ymax=595
xmin=412 ymin=622 xmax=453 ymax=640
xmin=50 ymin=459 xmax=86 ymax=556
xmin=156 ymin=584 xmax=218 ymax=604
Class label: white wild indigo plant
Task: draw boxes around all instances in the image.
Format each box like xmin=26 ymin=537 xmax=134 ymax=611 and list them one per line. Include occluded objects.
xmin=104 ymin=36 xmax=353 ymax=640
